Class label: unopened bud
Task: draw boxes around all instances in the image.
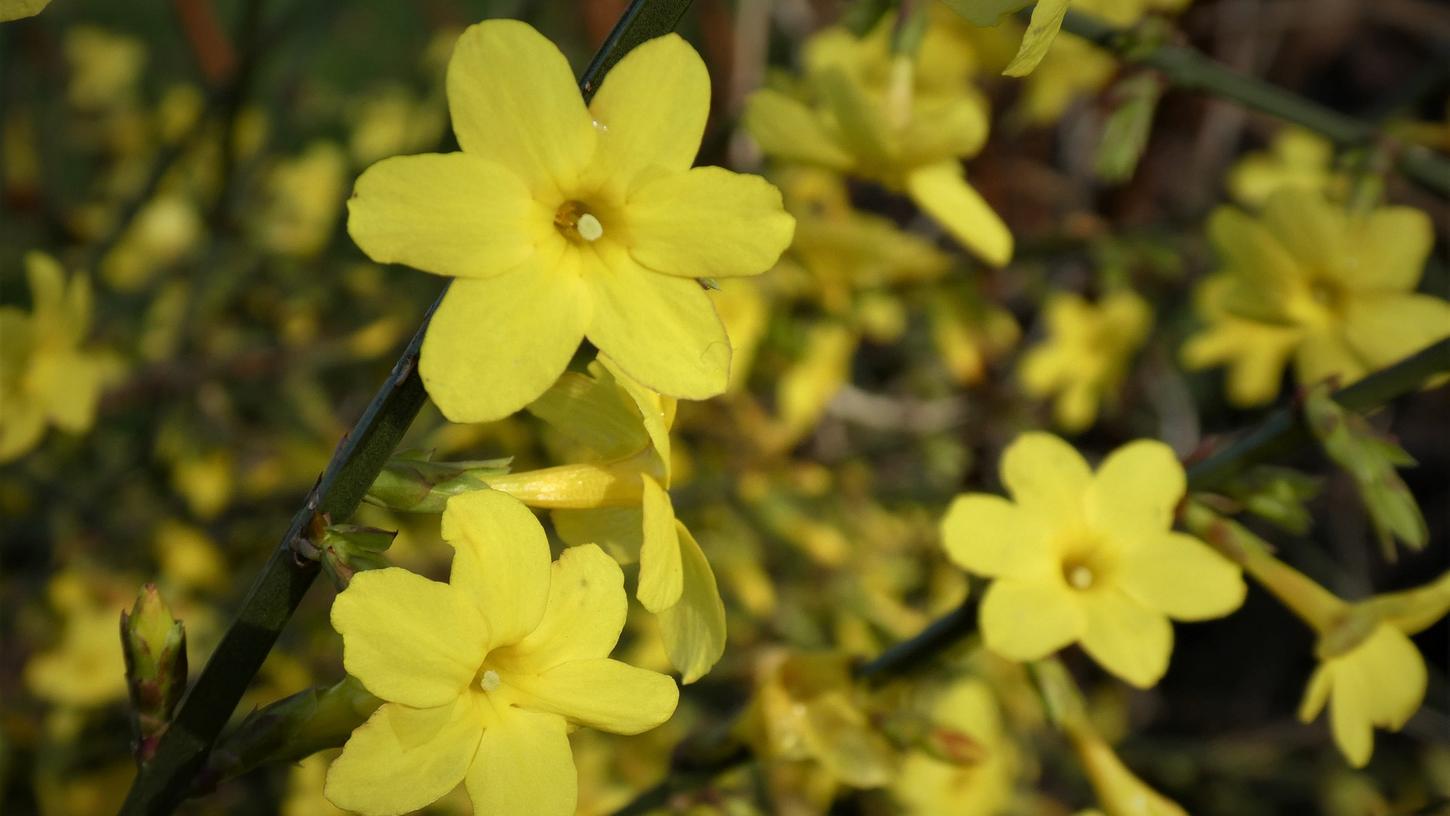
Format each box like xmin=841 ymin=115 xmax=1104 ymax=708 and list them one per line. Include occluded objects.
xmin=319 ymin=524 xmax=396 ymax=589
xmin=121 ymin=583 xmax=187 ymax=763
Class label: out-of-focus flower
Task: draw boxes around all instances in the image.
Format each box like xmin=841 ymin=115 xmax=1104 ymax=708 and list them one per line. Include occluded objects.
xmin=1068 ymin=718 xmax=1188 ymax=815
xmin=259 ymin=142 xmax=348 ymax=259
xmin=891 ymin=679 xmax=1018 ymax=815
xmin=1182 ymin=189 xmax=1450 ymax=407
xmin=101 ymin=193 xmax=203 ymax=290
xmin=24 ymin=570 xmax=131 ymax=708
xmin=348 ymin=84 xmax=447 ymax=166
xmin=325 ymin=490 xmax=678 ymax=815
xmin=153 ymin=520 xmax=227 ymax=595
xmin=1228 ymin=129 xmax=1346 ymax=207
xmin=0 ymin=252 xmax=124 ymax=463
xmin=943 ymin=434 xmax=1245 ymax=687
xmin=739 ymin=650 xmax=897 ymax=790
xmin=63 ymin=26 xmax=145 ymax=109
xmin=1020 ymin=290 xmax=1151 ymax=433
xmin=775 ymin=322 xmax=857 ymax=446
xmin=348 ymin=21 xmax=793 ymax=422
xmin=929 ymin=288 xmax=1021 ymax=386
xmin=744 ymin=14 xmax=1011 ymax=265
xmin=171 ymin=449 xmax=234 ymax=520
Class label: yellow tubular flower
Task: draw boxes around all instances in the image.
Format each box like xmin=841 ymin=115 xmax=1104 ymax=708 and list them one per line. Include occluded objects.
xmin=1019 ymin=290 xmax=1151 ymax=433
xmin=495 ymin=360 xmax=726 ymax=683
xmin=1183 ymin=189 xmax=1450 ymax=407
xmin=325 ymin=490 xmax=679 ymax=816
xmin=743 ymin=17 xmax=1012 ymax=266
xmin=1 ymin=253 xmax=124 ymax=463
xmin=347 ymin=21 xmax=794 ymax=423
xmin=942 ymin=434 xmax=1245 ymax=687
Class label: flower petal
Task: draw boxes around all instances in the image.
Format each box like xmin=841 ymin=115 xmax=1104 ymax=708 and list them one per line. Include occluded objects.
xmin=1078 ymin=590 xmax=1173 ymax=688
xmin=587 ymin=34 xmax=708 ymax=194
xmin=447 ymin=19 xmax=596 ymax=196
xmin=347 ymin=153 xmax=545 ymax=279
xmin=1085 ymin=440 xmax=1185 ymax=545
xmin=742 ymin=89 xmax=854 ymax=170
xmin=331 ymin=569 xmax=486 ymax=708
xmin=1352 ymin=206 xmax=1432 ymax=292
xmin=584 ymin=243 xmax=730 ymax=399
xmin=506 ymin=544 xmax=626 ymax=671
xmin=1294 ymin=330 xmax=1367 ymax=390
xmin=509 ymin=658 xmax=679 ymax=734
xmin=467 ymin=707 xmax=576 ymax=816
xmin=1325 ymin=625 xmax=1426 ymax=768
xmin=627 ymin=167 xmax=795 ymax=279
xmin=941 ymin=493 xmax=1052 ymax=580
xmin=551 ymin=506 xmax=644 ymax=564
xmin=419 ymin=252 xmax=589 ymax=423
xmin=658 ymin=522 xmax=727 ymax=683
xmin=325 ymin=697 xmax=483 ymax=816
xmin=442 ymin=490 xmax=552 ymax=649
xmin=905 ymin=162 xmax=1012 ymax=267
xmin=999 ymin=432 xmax=1092 ymax=525
xmin=637 ymin=475 xmax=682 ymax=612
xmin=1118 ymin=532 xmax=1246 ymax=621
xmin=979 ymin=578 xmax=1084 ymax=661
xmin=1342 ymin=294 xmax=1450 ymax=372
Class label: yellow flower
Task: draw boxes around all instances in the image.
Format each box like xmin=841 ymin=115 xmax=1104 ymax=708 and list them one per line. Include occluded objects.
xmin=775 ymin=322 xmax=857 ymax=446
xmin=1227 ymin=128 xmax=1346 ymax=208
xmin=1020 ymin=290 xmax=1151 ymax=433
xmin=1298 ymin=620 xmax=1426 ymax=768
xmin=325 ymin=490 xmax=679 ymax=815
xmin=744 ymin=16 xmax=1012 ymax=265
xmin=348 ymin=20 xmax=794 ymax=422
xmin=62 ymin=26 xmax=145 ymax=109
xmin=492 ymin=359 xmax=727 ymax=683
xmin=891 ymin=679 xmax=1018 ymax=816
xmin=260 ymin=141 xmax=349 ymax=259
xmin=1 ymin=252 xmax=124 ymax=463
xmin=928 ymin=288 xmax=1020 ymax=386
xmin=1182 ymin=189 xmax=1450 ymax=407
xmin=1016 ymin=33 xmax=1116 ymax=124
xmin=942 ymin=434 xmax=1245 ymax=687
xmin=1 ymin=0 xmax=51 ymax=21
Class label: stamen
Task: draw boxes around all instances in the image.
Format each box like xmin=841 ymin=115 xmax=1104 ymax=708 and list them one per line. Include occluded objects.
xmin=577 ymin=213 xmax=604 ymax=242
xmin=1068 ymin=565 xmax=1094 ymax=590
xmin=479 ymin=669 xmax=501 ymax=692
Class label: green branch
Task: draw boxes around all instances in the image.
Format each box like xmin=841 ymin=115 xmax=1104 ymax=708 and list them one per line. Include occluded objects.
xmin=1060 ymin=8 xmax=1450 ymax=198
xmin=606 ymin=338 xmax=1450 ymax=816
xmin=118 ymin=2 xmax=695 ymax=813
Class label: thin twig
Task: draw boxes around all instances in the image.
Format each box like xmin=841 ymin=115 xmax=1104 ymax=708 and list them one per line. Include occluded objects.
xmin=1061 ymin=8 xmax=1450 ymax=197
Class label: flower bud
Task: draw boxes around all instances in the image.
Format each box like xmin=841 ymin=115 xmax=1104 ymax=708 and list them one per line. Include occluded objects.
xmin=319 ymin=524 xmax=396 ymax=589
xmin=121 ymin=583 xmax=187 ymax=761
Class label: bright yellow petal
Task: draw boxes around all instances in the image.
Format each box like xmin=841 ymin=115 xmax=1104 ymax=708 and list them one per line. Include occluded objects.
xmin=658 ymin=522 xmax=727 ymax=684
xmin=1207 ymin=207 xmax=1302 ymax=301
xmin=587 ymin=34 xmax=708 ymax=194
xmin=1328 ymin=678 xmax=1374 ymax=768
xmin=1353 ymin=206 xmax=1432 ymax=292
xmin=467 ymin=707 xmax=575 ymax=816
xmin=505 ymin=544 xmax=626 ymax=671
xmin=447 ymin=20 xmax=596 ymax=196
xmin=598 ymin=355 xmax=675 ymax=464
xmin=743 ymin=89 xmax=855 ymax=170
xmin=1260 ymin=188 xmax=1344 ymax=278
xmin=331 ymin=569 xmax=486 ymax=708
xmin=1078 ymin=590 xmax=1173 ymax=688
xmin=1003 ymin=0 xmax=1071 ymax=77
xmin=1342 ymin=294 xmax=1450 ymax=372
xmin=584 ymin=244 xmax=730 ymax=399
xmin=526 ymin=366 xmax=649 ymax=461
xmin=941 ymin=493 xmax=1052 ymax=580
xmin=979 ymin=578 xmax=1084 ymax=661
xmin=419 ymin=253 xmax=589 ymax=423
xmin=1000 ymin=431 xmax=1092 ymax=525
xmin=1298 ymin=664 xmax=1332 ymax=723
xmin=325 ymin=697 xmax=483 ymax=816
xmin=637 ymin=475 xmax=682 ymax=612
xmin=551 ymin=506 xmax=643 ymax=564
xmin=1326 ymin=626 xmax=1426 ymax=768
xmin=347 ymin=153 xmax=544 ymax=279
xmin=442 ymin=490 xmax=552 ymax=649
xmin=905 ymin=162 xmax=1012 ymax=267
xmin=1085 ymin=440 xmax=1184 ymax=544
xmin=1118 ymin=532 xmax=1246 ymax=620
xmin=1293 ymin=330 xmax=1367 ymax=390
xmin=627 ymin=167 xmax=795 ymax=279
xmin=509 ymin=658 xmax=679 ymax=734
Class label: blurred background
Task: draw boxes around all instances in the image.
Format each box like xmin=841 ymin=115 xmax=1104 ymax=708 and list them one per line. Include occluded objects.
xmin=1 ymin=0 xmax=1447 ymax=814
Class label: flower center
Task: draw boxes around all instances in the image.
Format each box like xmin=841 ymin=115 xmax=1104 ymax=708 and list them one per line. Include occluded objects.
xmin=554 ymin=200 xmax=604 ymax=243
xmin=479 ymin=669 xmax=502 ymax=692
xmin=1066 ymin=564 xmax=1095 ymax=590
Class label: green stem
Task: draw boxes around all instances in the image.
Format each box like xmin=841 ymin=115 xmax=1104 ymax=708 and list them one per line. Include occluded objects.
xmin=118 ymin=2 xmax=694 ymax=813
xmin=605 ymin=338 xmax=1450 ymax=816
xmin=1060 ymin=9 xmax=1450 ymax=198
